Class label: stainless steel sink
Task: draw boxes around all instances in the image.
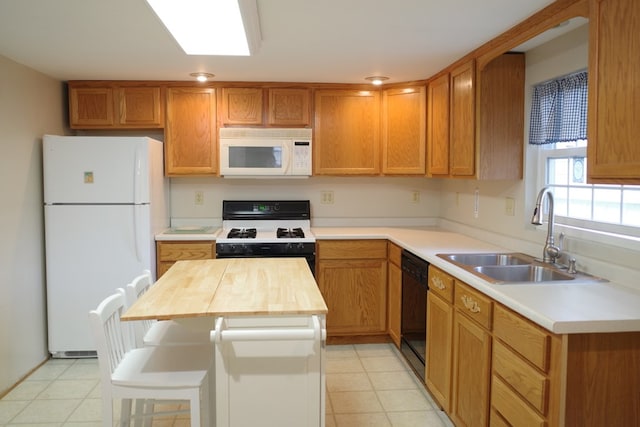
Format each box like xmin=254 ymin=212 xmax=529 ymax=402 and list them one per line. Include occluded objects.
xmin=438 ymin=253 xmax=533 ymax=267
xmin=436 ymin=251 xmax=607 ymax=285
xmin=472 ymin=264 xmax=574 ymax=283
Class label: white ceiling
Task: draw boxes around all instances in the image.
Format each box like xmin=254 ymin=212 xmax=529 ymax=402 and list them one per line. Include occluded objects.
xmin=0 ymin=0 xmax=561 ymax=84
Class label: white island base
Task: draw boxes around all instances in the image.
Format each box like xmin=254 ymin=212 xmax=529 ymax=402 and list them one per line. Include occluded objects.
xmin=211 ymin=314 xmax=326 ymax=427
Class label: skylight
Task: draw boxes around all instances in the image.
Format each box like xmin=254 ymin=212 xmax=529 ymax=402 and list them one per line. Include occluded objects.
xmin=145 ymin=0 xmax=261 ymax=56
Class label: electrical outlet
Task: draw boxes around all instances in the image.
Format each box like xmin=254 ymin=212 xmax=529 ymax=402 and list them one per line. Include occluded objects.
xmin=194 ymin=191 xmax=204 ymax=205
xmin=505 ymin=197 xmax=515 ymax=216
xmin=321 ymin=191 xmax=334 ymax=204
xmin=411 ymin=190 xmax=420 ymax=203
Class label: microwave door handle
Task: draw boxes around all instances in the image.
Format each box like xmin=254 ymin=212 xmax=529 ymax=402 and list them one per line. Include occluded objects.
xmin=281 ymin=142 xmax=291 ymax=174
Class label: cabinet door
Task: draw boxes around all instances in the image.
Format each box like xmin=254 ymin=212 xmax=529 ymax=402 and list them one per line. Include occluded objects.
xmin=387 ymin=242 xmax=402 ymax=346
xmin=317 ymin=259 xmax=387 ymax=335
xmin=427 ymin=73 xmax=450 ymax=176
xmin=116 ymin=86 xmax=164 ymax=128
xmin=220 ymin=88 xmax=263 ymax=125
xmin=450 ymin=60 xmax=476 ymax=177
xmin=382 ymin=86 xmax=426 ymax=174
xmin=165 ymin=87 xmax=217 ymax=176
xmin=426 ymin=292 xmax=453 ymax=412
xmin=588 ymin=0 xmax=640 ymax=183
xmin=387 ymin=258 xmax=402 ymax=347
xmin=477 ymin=53 xmax=524 ymax=180
xmin=156 ymin=241 xmax=215 ymax=278
xmin=451 ymin=311 xmax=492 ymax=427
xmin=268 ymin=88 xmax=310 ymax=126
xmin=314 ymin=90 xmax=381 ymax=175
xmin=69 ymin=87 xmax=114 ymax=128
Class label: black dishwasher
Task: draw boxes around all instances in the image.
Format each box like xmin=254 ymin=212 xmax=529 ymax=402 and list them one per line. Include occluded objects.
xmin=400 ymin=250 xmax=429 ymax=381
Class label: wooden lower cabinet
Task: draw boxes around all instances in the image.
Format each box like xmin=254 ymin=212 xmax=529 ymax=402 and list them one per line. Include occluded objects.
xmin=156 ymin=241 xmax=215 ymax=278
xmin=316 ymin=240 xmax=387 ymax=337
xmin=387 ymin=242 xmax=402 ymax=347
xmin=451 ymin=300 xmax=492 ymax=427
xmin=426 ymin=290 xmax=453 ymax=412
xmin=491 ymin=303 xmax=640 ymax=427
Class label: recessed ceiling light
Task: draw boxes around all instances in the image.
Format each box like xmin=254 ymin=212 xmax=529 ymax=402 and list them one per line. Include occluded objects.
xmin=365 ymin=76 xmax=389 ymax=86
xmin=145 ymin=0 xmax=261 ymax=56
xmin=190 ymin=72 xmax=215 ymax=82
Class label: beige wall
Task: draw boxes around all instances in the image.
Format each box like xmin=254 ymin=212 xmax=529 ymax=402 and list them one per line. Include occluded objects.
xmin=0 ymin=54 xmax=66 ymax=394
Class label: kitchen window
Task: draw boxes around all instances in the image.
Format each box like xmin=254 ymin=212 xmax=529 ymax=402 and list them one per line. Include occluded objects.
xmin=531 ymin=71 xmax=640 ymax=237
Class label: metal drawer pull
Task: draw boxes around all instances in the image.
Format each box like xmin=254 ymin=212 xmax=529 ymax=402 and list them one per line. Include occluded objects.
xmin=461 ymin=295 xmax=481 ymax=313
xmin=431 ymin=276 xmax=446 ymax=290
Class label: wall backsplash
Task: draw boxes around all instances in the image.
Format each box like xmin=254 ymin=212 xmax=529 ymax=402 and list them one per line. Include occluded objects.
xmin=169 ymin=176 xmax=441 ymax=227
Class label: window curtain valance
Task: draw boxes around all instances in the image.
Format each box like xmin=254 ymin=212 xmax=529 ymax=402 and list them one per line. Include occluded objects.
xmin=529 ymin=71 xmax=588 ymax=145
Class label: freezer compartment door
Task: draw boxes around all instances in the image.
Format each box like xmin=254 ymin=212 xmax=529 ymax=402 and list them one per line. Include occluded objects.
xmin=43 ymin=135 xmax=152 ymax=204
xmin=44 ymin=204 xmax=153 ymax=355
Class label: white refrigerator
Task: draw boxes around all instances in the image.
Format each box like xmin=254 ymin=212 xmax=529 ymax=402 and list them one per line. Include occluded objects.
xmin=43 ymin=135 xmax=168 ymax=357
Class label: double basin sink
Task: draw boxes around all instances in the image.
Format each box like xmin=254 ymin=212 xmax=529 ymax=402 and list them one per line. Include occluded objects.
xmin=437 ymin=252 xmax=606 ymax=285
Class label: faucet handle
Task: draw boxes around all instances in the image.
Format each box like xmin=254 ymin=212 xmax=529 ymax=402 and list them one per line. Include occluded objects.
xmin=557 ymin=232 xmax=565 ymax=251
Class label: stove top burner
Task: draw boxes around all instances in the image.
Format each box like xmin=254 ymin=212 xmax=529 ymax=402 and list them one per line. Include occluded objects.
xmin=277 ymin=227 xmax=305 ymax=239
xmin=227 ymin=228 xmax=257 ymax=239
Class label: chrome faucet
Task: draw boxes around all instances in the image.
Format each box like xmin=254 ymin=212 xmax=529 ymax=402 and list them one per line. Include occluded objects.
xmin=531 ymin=187 xmax=561 ymax=263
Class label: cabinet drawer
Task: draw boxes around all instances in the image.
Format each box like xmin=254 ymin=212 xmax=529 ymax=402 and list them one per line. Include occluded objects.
xmin=493 ymin=340 xmax=548 ymax=414
xmin=157 ymin=242 xmax=215 ymax=261
xmin=491 ymin=375 xmax=545 ymax=427
xmin=454 ymin=281 xmax=492 ymax=330
xmin=388 ymin=242 xmax=402 ymax=267
xmin=494 ymin=304 xmax=550 ymax=372
xmin=428 ymin=266 xmax=454 ymax=303
xmin=317 ymin=240 xmax=387 ymax=260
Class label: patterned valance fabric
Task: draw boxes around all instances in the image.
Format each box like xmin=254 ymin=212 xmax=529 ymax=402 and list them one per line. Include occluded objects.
xmin=529 ymin=71 xmax=588 ymax=145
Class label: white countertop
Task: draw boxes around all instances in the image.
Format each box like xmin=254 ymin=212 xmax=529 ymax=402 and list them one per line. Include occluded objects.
xmin=312 ymin=226 xmax=640 ymax=335
xmin=154 ymin=225 xmax=640 ymax=334
xmin=156 ymin=228 xmax=221 ymax=241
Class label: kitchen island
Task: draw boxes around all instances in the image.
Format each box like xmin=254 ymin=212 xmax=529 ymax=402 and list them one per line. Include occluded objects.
xmin=122 ymin=258 xmax=328 ymax=427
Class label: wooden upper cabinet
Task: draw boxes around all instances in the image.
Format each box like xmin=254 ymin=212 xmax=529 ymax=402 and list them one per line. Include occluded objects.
xmin=68 ymin=83 xmax=164 ymax=129
xmin=588 ymin=0 xmax=640 ymax=183
xmin=69 ymin=87 xmax=114 ymax=128
xmin=268 ymin=88 xmax=310 ymax=126
xmin=116 ymin=86 xmax=164 ymax=128
xmin=220 ymin=87 xmax=263 ymax=125
xmin=381 ymin=86 xmax=426 ymax=175
xmin=314 ymin=89 xmax=381 ymax=175
xmin=427 ymin=73 xmax=451 ymax=176
xmin=165 ymin=87 xmax=217 ymax=176
xmin=450 ymin=60 xmax=476 ymax=177
xmin=477 ymin=53 xmax=525 ymax=180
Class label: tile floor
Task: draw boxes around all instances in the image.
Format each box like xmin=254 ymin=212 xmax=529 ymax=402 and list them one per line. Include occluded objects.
xmin=0 ymin=343 xmax=453 ymax=427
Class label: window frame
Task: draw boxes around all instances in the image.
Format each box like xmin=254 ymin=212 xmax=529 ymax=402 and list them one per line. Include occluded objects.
xmin=537 ymin=144 xmax=640 ymax=238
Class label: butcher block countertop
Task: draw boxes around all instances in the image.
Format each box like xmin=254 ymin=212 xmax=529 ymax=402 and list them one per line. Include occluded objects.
xmin=122 ymin=258 xmax=327 ymax=321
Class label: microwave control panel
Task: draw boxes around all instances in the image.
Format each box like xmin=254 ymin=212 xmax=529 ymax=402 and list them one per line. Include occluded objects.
xmin=292 ymin=141 xmax=312 ymax=174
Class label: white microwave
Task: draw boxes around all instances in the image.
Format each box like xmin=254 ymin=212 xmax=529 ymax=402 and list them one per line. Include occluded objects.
xmin=219 ymin=128 xmax=312 ymax=177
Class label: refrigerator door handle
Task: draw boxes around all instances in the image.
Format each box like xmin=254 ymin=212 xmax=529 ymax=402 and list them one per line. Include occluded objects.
xmin=133 ymin=205 xmax=144 ymax=262
xmin=133 ymin=146 xmax=143 ymax=205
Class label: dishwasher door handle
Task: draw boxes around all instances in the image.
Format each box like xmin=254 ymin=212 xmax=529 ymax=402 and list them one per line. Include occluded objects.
xmin=211 ymin=315 xmax=325 ymax=343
